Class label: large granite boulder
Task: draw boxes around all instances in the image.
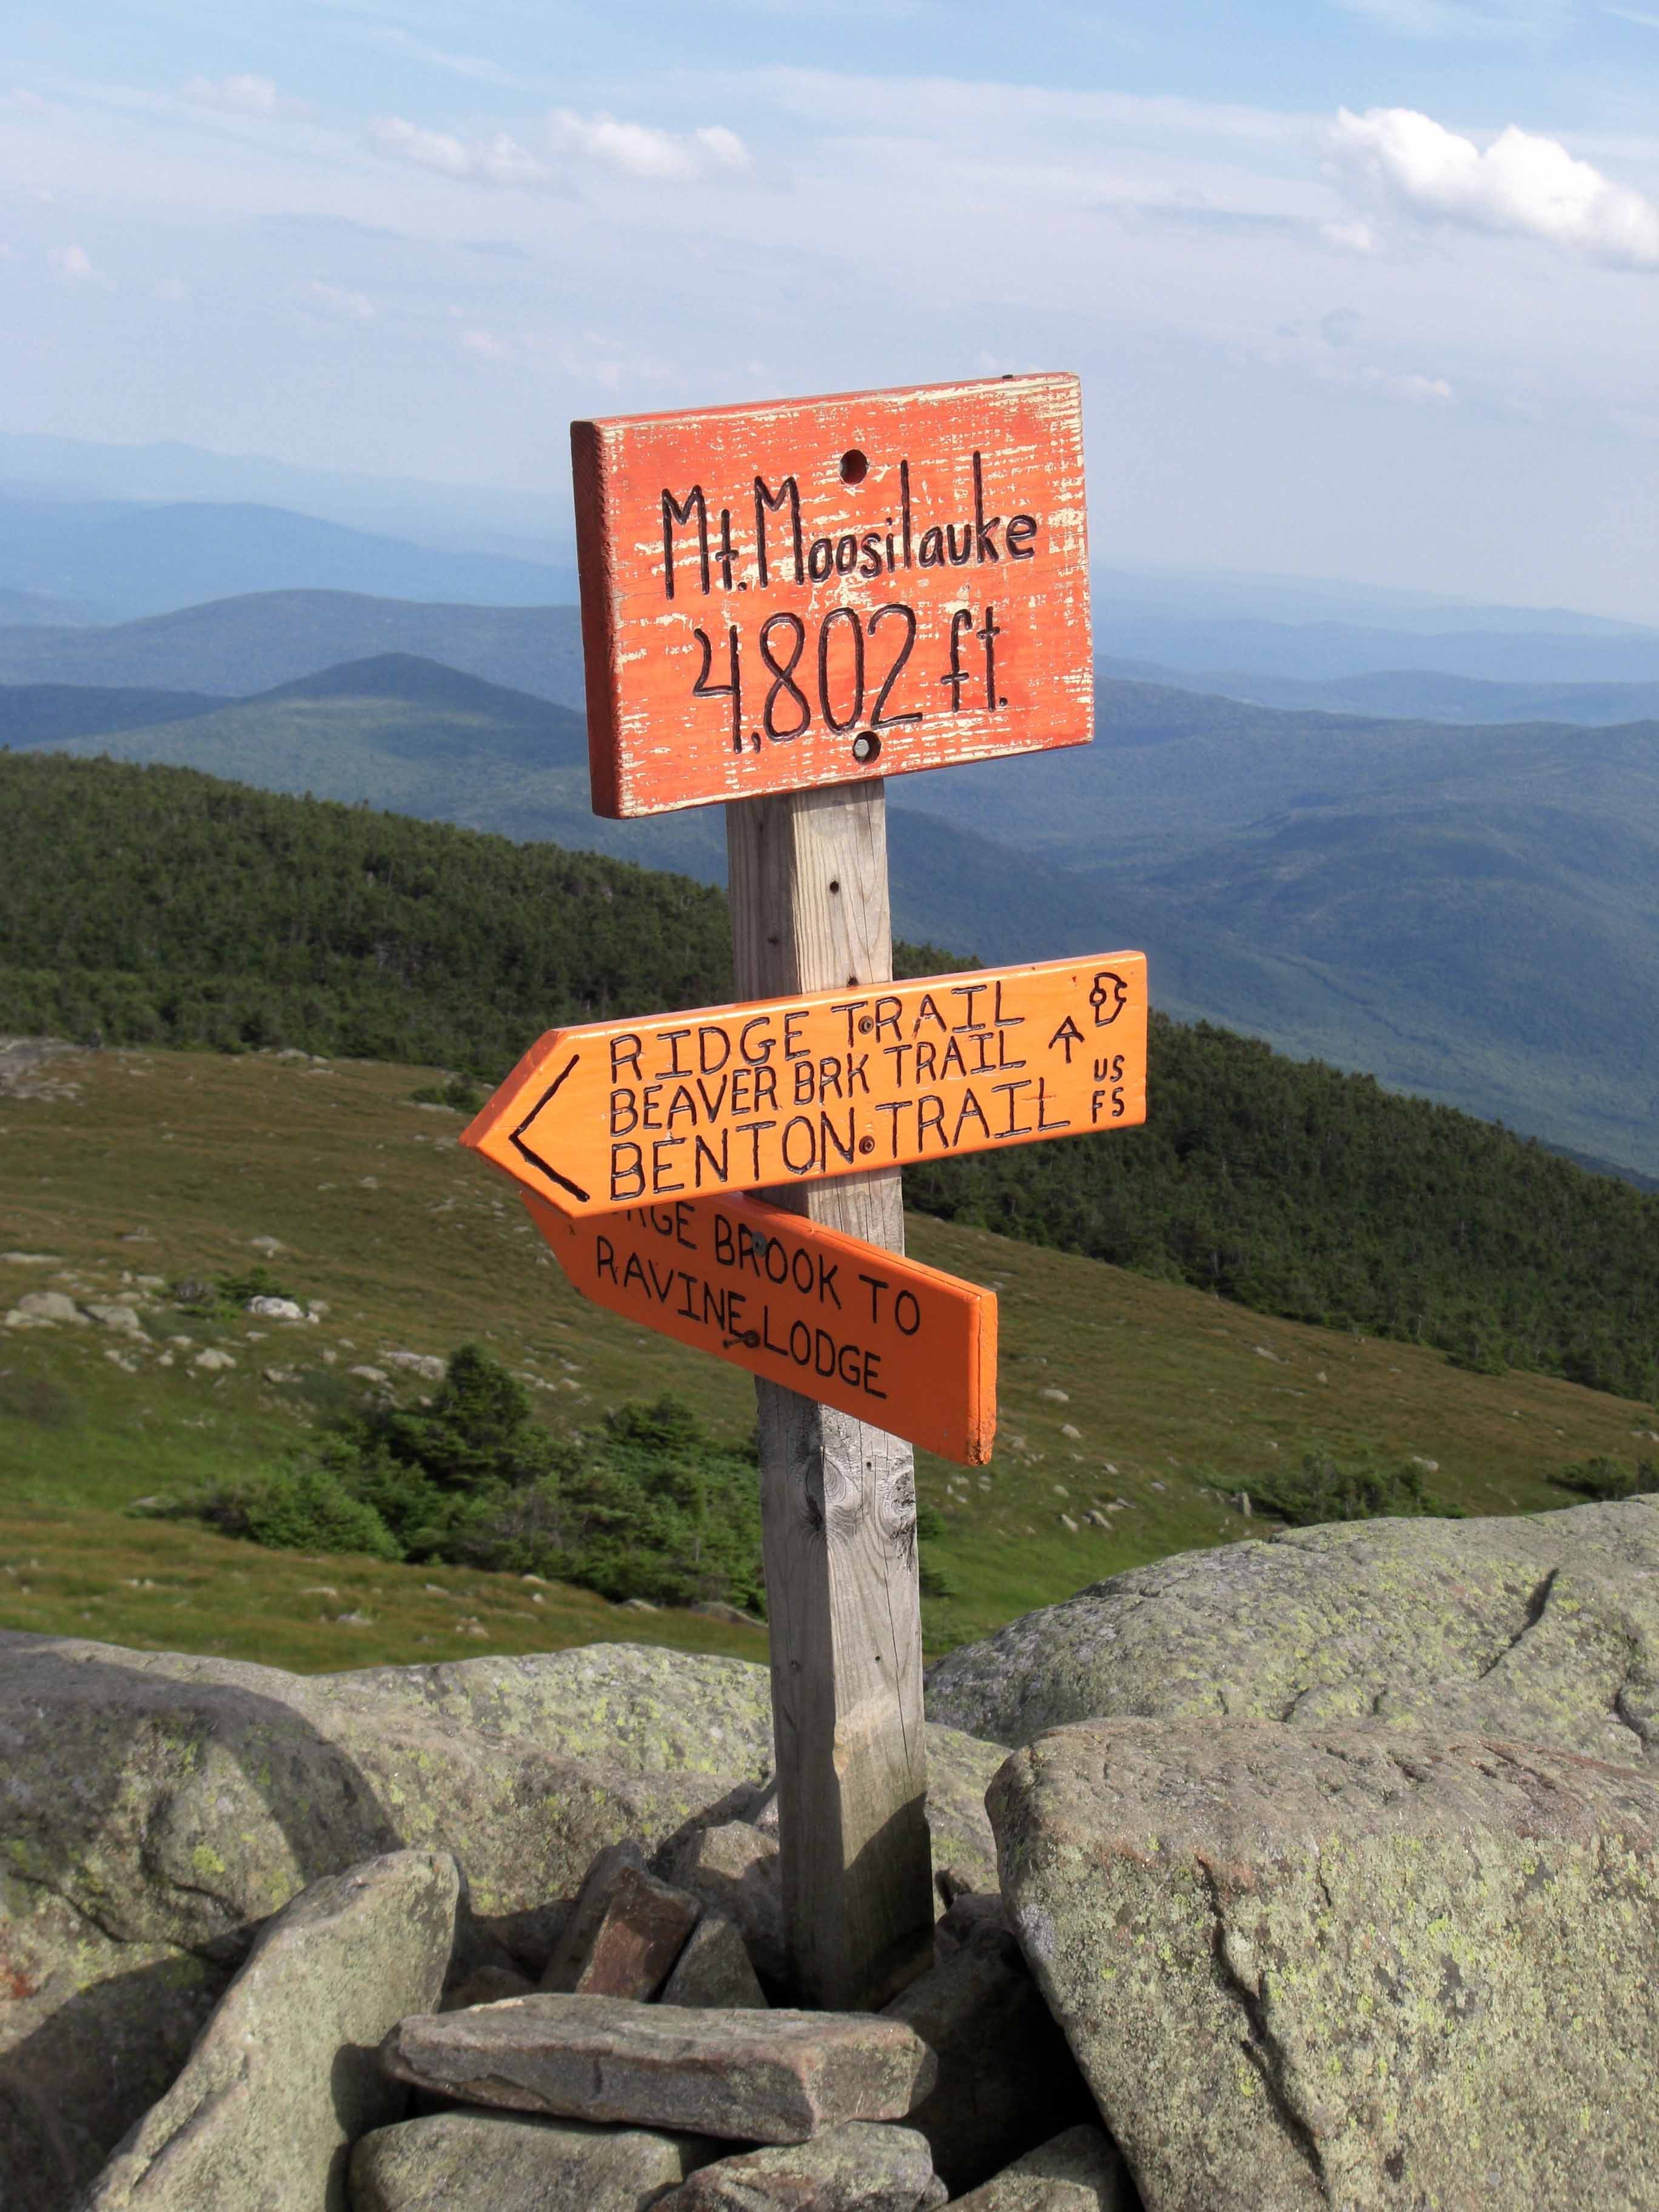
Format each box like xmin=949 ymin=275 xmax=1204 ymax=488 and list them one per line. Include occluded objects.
xmin=991 ymin=1717 xmax=1659 ymax=2211
xmin=0 ymin=1635 xmax=750 ymax=1968
xmin=0 ymin=1874 xmax=227 ymax=2212
xmin=926 ymin=1496 xmax=1659 ymax=1763
xmin=81 ymin=1850 xmax=457 ymax=2211
xmin=0 ymin=1638 xmax=750 ymax=2204
xmin=0 ymin=1633 xmax=1003 ymax=2200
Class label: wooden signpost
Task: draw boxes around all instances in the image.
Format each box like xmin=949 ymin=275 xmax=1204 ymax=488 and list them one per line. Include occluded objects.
xmin=519 ymin=1187 xmax=997 ymax=1466
xmin=463 ymin=374 xmax=1143 ymax=2011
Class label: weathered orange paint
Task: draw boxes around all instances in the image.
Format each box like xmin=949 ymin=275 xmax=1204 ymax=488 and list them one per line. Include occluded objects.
xmin=460 ymin=952 xmax=1147 ymax=1217
xmin=520 ymin=1187 xmax=997 ymax=1466
xmin=572 ymin=374 xmax=1091 ymax=817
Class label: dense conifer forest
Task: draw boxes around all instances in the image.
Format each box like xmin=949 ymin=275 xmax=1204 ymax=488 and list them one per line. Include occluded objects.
xmin=4 ymin=749 xmax=1656 ymax=1401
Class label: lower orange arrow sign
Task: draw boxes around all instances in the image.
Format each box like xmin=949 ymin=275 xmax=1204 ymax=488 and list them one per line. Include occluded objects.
xmin=463 ymin=953 xmax=1148 ymax=1216
xmin=521 ymin=1188 xmax=997 ymax=1466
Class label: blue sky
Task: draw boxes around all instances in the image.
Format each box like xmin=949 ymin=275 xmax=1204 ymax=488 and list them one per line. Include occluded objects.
xmin=3 ymin=1 xmax=1657 ymax=614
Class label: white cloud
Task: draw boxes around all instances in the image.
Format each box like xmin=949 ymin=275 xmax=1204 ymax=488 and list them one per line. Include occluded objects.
xmin=460 ymin=327 xmax=511 ymax=358
xmin=1321 ymin=218 xmax=1381 ymax=254
xmin=52 ymin=244 xmax=98 ymax=283
xmin=368 ymin=116 xmax=474 ymax=179
xmin=181 ymin=73 xmax=281 ymax=117
xmin=301 ymin=279 xmax=375 ymax=321
xmin=1604 ymin=2 xmax=1659 ymax=24
xmin=1328 ymin=106 xmax=1659 ymax=268
xmin=367 ymin=116 xmax=548 ymax=187
xmin=152 ymin=276 xmax=189 ymax=302
xmin=545 ymin=109 xmax=751 ymax=182
xmin=368 ymin=106 xmax=748 ymax=189
xmin=1361 ymin=365 xmax=1456 ymax=401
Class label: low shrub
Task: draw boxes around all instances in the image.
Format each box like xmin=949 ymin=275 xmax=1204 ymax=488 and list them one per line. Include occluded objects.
xmin=1249 ymin=1450 xmax=1463 ymax=1527
xmin=153 ymin=1345 xmax=767 ymax=1611
xmin=1550 ymin=1455 xmax=1658 ymax=1504
xmin=160 ymin=1462 xmax=401 ymax=1560
xmin=411 ymin=1074 xmax=485 ymax=1113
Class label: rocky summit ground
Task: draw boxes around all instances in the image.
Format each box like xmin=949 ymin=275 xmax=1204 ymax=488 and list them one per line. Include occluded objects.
xmin=4 ymin=1496 xmax=1657 ymax=2210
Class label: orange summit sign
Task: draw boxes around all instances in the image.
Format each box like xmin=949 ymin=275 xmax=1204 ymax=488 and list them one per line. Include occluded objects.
xmin=521 ymin=1188 xmax=996 ymax=1466
xmin=461 ymin=953 xmax=1147 ymax=1217
xmin=571 ymin=374 xmax=1091 ymax=817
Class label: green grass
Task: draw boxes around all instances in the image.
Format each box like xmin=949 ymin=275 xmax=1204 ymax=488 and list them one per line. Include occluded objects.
xmin=2 ymin=1044 xmax=1653 ymax=1669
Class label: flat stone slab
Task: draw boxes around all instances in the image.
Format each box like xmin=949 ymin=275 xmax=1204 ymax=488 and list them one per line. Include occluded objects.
xmin=653 ymin=2119 xmax=946 ymax=2210
xmin=992 ymin=1718 xmax=1659 ymax=2212
xmin=947 ymin=2125 xmax=1133 ymax=2211
xmin=350 ymin=2110 xmax=717 ymax=2212
xmin=381 ymin=1994 xmax=939 ymax=2145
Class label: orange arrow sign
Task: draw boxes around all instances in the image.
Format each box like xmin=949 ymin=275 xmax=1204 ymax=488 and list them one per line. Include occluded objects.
xmin=521 ymin=1188 xmax=996 ymax=1465
xmin=461 ymin=953 xmax=1147 ymax=1216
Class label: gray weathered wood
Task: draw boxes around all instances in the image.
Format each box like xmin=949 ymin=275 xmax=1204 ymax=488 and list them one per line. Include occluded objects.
xmin=726 ymin=778 xmax=934 ymax=2011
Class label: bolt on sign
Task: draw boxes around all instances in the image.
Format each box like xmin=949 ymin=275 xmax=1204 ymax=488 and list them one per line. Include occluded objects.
xmin=572 ymin=374 xmax=1090 ymax=817
xmin=520 ymin=1188 xmax=996 ymax=1466
xmin=461 ymin=953 xmax=1147 ymax=1218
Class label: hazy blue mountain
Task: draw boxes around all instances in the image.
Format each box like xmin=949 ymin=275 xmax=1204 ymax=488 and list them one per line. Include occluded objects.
xmin=0 ymin=681 xmax=221 ymax=748
xmin=0 ymin=591 xmax=586 ymax=703
xmin=1088 ymin=563 xmax=1651 ymax=636
xmin=0 ymin=431 xmax=572 ymax=562
xmin=0 ymin=493 xmax=577 ymax=621
xmin=1092 ymin=615 xmax=1659 ymax=685
xmin=25 ymin=654 xmax=588 ymax=803
xmin=0 ymin=583 xmax=103 ymax=627
xmin=1098 ymin=656 xmax=1659 ymax=726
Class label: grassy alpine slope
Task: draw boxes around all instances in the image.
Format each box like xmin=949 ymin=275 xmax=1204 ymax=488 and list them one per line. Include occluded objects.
xmin=1 ymin=1045 xmax=1651 ymax=1672
xmin=2 ymin=749 xmax=1657 ymax=1399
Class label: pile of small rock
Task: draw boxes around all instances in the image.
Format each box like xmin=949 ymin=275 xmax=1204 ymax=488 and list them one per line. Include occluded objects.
xmin=80 ymin=1832 xmax=1129 ymax=2212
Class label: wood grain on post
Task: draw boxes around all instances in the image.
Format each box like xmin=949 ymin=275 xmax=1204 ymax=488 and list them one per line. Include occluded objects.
xmin=726 ymin=776 xmax=935 ymax=2011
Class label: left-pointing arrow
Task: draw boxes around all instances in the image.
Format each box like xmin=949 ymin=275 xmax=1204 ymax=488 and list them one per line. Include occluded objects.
xmin=505 ymin=1053 xmax=590 ymax=1207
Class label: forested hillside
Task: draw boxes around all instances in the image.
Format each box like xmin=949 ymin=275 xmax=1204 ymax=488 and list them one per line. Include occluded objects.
xmin=4 ymin=749 xmax=1656 ymax=1401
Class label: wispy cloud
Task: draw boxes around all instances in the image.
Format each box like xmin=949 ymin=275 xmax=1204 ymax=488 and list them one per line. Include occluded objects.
xmin=544 ymin=109 xmax=751 ymax=182
xmin=1603 ymin=2 xmax=1659 ymax=27
xmin=1333 ymin=0 xmax=1571 ymax=36
xmin=1328 ymin=106 xmax=1659 ymax=268
xmin=369 ymin=28 xmax=524 ymax=89
xmin=300 ymin=278 xmax=375 ymax=321
xmin=51 ymin=243 xmax=101 ymax=283
xmin=181 ymin=73 xmax=283 ymax=116
xmin=367 ymin=116 xmax=548 ymax=186
xmin=367 ymin=105 xmax=751 ymax=190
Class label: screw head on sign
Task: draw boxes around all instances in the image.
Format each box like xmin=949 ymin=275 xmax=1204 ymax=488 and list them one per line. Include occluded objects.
xmin=851 ymin=733 xmax=881 ymax=765
xmin=859 ymin=1136 xmax=876 ymax=1155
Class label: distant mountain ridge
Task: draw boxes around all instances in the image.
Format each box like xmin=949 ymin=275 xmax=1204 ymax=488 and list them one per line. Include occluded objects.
xmin=0 ymin=591 xmax=587 ymax=704
xmin=1098 ymin=657 xmax=1659 ymax=728
xmin=1093 ymin=615 xmax=1659 ymax=686
xmin=7 ymin=605 xmax=1658 ymax=1181
xmin=0 ymin=492 xmax=578 ymax=623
